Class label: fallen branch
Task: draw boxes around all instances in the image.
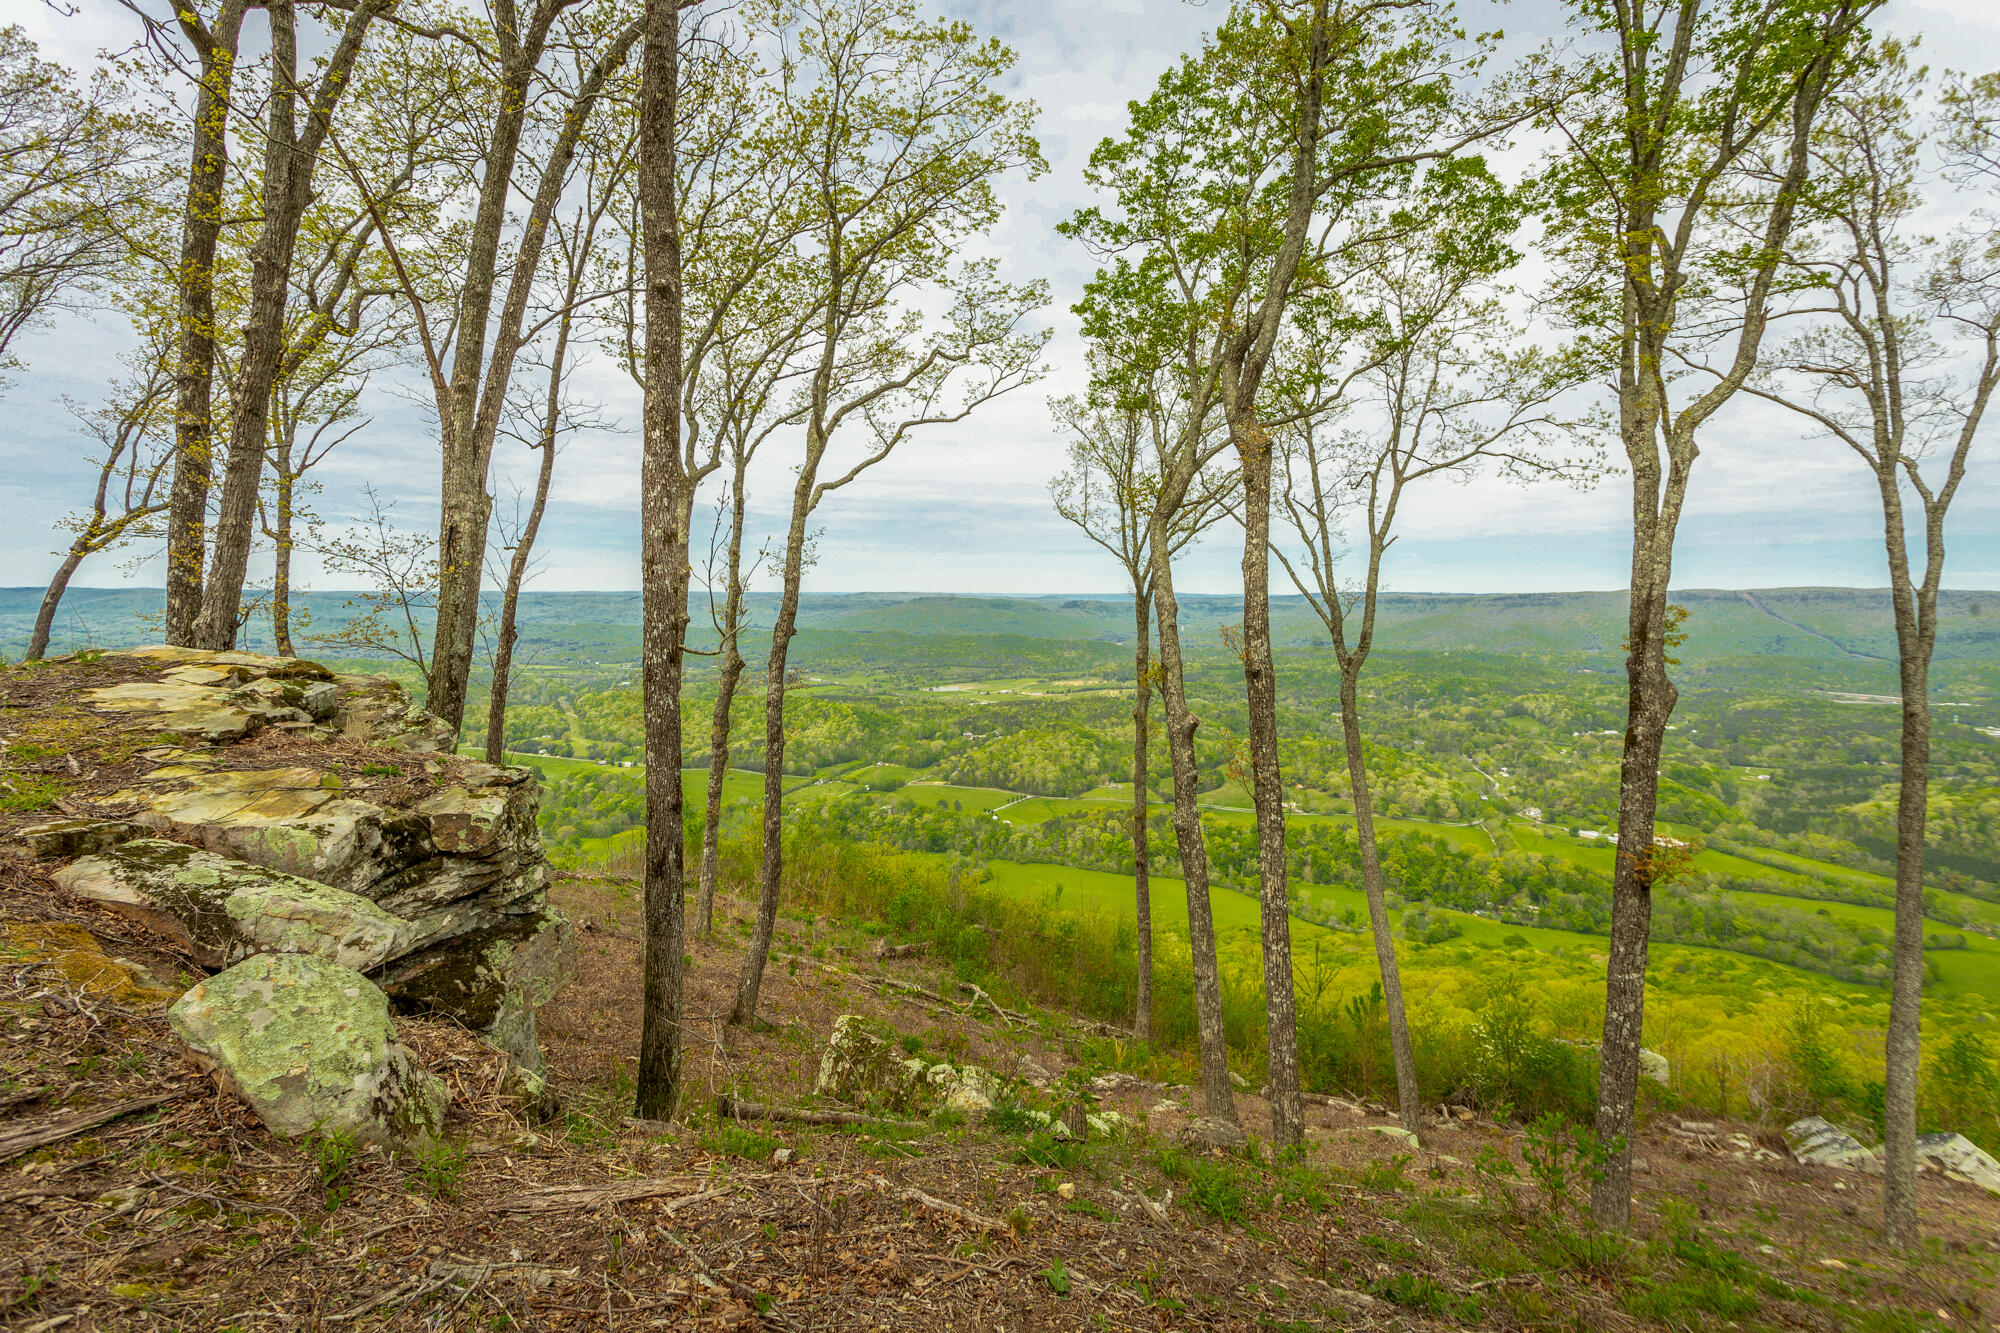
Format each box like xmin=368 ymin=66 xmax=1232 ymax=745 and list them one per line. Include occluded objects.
xmin=490 ymin=1179 xmax=722 ymax=1215
xmin=874 ymin=1175 xmax=1003 ymax=1232
xmin=0 ymin=1091 xmax=184 ymax=1164
xmin=871 ymin=939 xmax=930 ymax=960
xmin=715 ymin=1096 xmax=920 ymax=1130
xmin=956 ymin=982 xmax=1025 ymax=1027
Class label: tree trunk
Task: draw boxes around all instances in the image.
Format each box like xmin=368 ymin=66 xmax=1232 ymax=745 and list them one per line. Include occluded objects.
xmin=1337 ymin=664 xmax=1423 ymax=1134
xmin=697 ymin=477 xmax=750 ymax=938
xmin=426 ymin=17 xmax=647 ymax=736
xmin=163 ymin=1 xmax=249 ymax=647
xmin=1877 ymin=457 xmax=1936 ymax=1249
xmin=271 ymin=466 xmax=295 ymax=657
xmin=1590 ymin=526 xmax=1679 ymax=1229
xmin=633 ymin=0 xmax=688 ymax=1123
xmin=729 ymin=515 xmax=808 ymax=1026
xmin=1131 ymin=589 xmax=1153 ymax=1045
xmin=27 ymin=544 xmax=89 ymax=662
xmin=1149 ymin=518 xmax=1235 ymax=1122
xmin=485 ymin=438 xmax=555 ymax=765
xmin=193 ymin=0 xmax=301 ymax=650
xmin=197 ymin=0 xmax=386 ymax=649
xmin=1234 ymin=414 xmax=1302 ymax=1149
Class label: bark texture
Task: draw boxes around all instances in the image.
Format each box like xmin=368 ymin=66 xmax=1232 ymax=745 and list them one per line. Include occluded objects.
xmin=195 ymin=0 xmax=386 ymax=649
xmin=1130 ymin=591 xmax=1154 ymax=1044
xmin=1231 ymin=415 xmax=1301 ymax=1148
xmin=697 ymin=473 xmax=750 ymax=939
xmin=163 ymin=0 xmax=249 ymax=647
xmin=633 ymin=0 xmax=689 ymax=1122
xmin=1149 ymin=521 xmax=1235 ymax=1122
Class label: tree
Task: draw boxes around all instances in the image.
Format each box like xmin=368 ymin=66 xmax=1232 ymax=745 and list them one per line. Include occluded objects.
xmin=1536 ymin=0 xmax=1879 ymax=1229
xmin=26 ymin=348 xmax=175 ymax=660
xmin=0 ymin=27 xmax=157 ymax=384
xmin=193 ymin=0 xmax=394 ymax=650
xmin=633 ymin=0 xmax=690 ymax=1123
xmin=315 ymin=487 xmax=442 ymax=671
xmin=1749 ymin=47 xmax=1998 ymax=1247
xmin=1064 ymin=0 xmax=1517 ymax=1145
xmin=408 ymin=0 xmax=647 ymax=737
xmin=1048 ymin=390 xmax=1225 ymax=1042
xmin=125 ymin=0 xmax=252 ymax=646
xmin=1268 ymin=205 xmax=1600 ymax=1134
xmin=486 ymin=162 xmax=626 ymax=763
xmin=726 ymin=0 xmax=1049 ymax=1028
xmin=260 ymin=254 xmax=408 ymax=656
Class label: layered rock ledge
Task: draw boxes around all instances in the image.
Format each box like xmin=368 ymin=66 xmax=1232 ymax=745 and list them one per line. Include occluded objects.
xmin=6 ymin=646 xmax=575 ymax=1125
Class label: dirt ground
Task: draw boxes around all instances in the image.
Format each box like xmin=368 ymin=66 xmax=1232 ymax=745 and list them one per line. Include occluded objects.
xmin=3 ymin=860 xmax=1998 ymax=1332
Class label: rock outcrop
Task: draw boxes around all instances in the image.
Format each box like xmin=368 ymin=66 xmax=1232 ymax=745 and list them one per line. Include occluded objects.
xmin=170 ymin=953 xmax=448 ymax=1145
xmin=55 ymin=839 xmax=416 ymax=973
xmin=815 ymin=1014 xmax=921 ymax=1111
xmin=1915 ymin=1132 xmax=2000 ymax=1195
xmin=12 ymin=646 xmax=573 ymax=1091
xmin=1784 ymin=1116 xmax=1882 ymax=1173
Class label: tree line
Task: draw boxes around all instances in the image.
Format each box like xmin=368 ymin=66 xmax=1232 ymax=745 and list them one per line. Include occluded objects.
xmin=5 ymin=0 xmax=1996 ymax=1246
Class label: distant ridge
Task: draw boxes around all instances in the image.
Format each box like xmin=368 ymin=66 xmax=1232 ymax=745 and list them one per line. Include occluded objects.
xmin=6 ymin=585 xmax=1997 ymax=668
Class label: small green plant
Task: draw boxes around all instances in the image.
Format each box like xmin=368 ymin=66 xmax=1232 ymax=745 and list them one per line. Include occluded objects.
xmin=1356 ymin=1153 xmax=1413 ymax=1193
xmin=304 ymin=1127 xmax=360 ymax=1209
xmin=1368 ymin=1272 xmax=1484 ymax=1321
xmin=702 ymin=1123 xmax=781 ymax=1162
xmin=1181 ymin=1160 xmax=1252 ymax=1221
xmin=1041 ymin=1258 xmax=1072 ymax=1295
xmin=410 ymin=1134 xmax=469 ymax=1200
xmin=1520 ymin=1112 xmax=1614 ymax=1218
xmin=1013 ymin=1130 xmax=1086 ymax=1171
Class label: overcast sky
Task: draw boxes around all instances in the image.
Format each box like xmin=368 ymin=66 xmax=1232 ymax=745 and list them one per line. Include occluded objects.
xmin=5 ymin=0 xmax=1999 ymax=597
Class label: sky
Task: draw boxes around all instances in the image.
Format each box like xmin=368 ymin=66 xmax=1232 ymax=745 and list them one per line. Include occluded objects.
xmin=4 ymin=0 xmax=1999 ymax=598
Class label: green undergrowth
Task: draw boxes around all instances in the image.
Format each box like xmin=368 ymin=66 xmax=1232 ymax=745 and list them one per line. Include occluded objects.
xmin=698 ymin=829 xmax=2000 ymax=1153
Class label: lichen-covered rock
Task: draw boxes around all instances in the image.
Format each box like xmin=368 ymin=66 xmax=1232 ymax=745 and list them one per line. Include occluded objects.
xmin=815 ymin=1014 xmax=921 ymax=1110
xmin=329 ymin=672 xmax=454 ymax=751
xmin=925 ymin=1062 xmax=999 ymax=1113
xmin=7 ymin=818 xmax=148 ymax=860
xmin=55 ymin=839 xmax=415 ymax=972
xmin=169 ymin=953 xmax=446 ymax=1145
xmin=0 ymin=921 xmax=176 ymax=1005
xmin=1639 ymin=1048 xmax=1670 ymax=1084
xmin=1915 ymin=1132 xmax=2000 ymax=1195
xmin=1784 ymin=1117 xmax=1882 ymax=1173
xmin=1179 ymin=1116 xmax=1248 ymax=1150
xmin=48 ymin=647 xmax=571 ymax=1074
xmin=374 ymin=909 xmax=576 ymax=1074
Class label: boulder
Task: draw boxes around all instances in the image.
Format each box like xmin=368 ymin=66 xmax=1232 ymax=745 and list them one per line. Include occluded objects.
xmin=815 ymin=1015 xmax=921 ymax=1110
xmin=925 ymin=1062 xmax=1000 ymax=1113
xmin=1640 ymin=1048 xmax=1670 ymax=1084
xmin=1914 ymin=1133 xmax=2000 ymax=1195
xmin=1179 ymin=1116 xmax=1247 ymax=1150
xmin=1784 ymin=1117 xmax=1882 ymax=1173
xmin=55 ymin=839 xmax=416 ymax=972
xmin=168 ymin=953 xmax=446 ymax=1145
xmin=374 ymin=908 xmax=576 ymax=1074
xmin=1364 ymin=1124 xmax=1421 ymax=1149
xmin=8 ymin=818 xmax=148 ymax=860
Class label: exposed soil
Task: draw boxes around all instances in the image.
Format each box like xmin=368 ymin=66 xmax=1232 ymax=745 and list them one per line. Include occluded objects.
xmin=3 ymin=862 xmax=1997 ymax=1331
